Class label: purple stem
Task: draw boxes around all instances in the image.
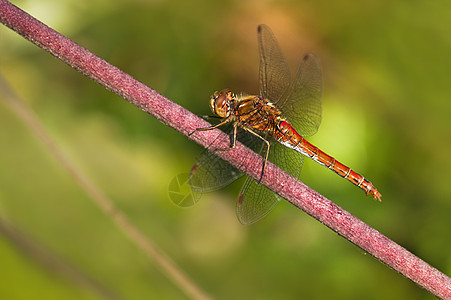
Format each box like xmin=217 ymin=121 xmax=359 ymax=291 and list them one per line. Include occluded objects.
xmin=1 ymin=1 xmax=450 ymax=298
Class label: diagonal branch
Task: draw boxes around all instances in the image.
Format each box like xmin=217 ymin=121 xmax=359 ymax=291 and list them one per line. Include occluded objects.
xmin=1 ymin=0 xmax=450 ymax=299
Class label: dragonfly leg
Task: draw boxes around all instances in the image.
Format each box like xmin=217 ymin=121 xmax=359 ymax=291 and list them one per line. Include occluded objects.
xmin=199 ymin=115 xmax=222 ymax=119
xmin=215 ymin=123 xmax=238 ymax=151
xmin=242 ymin=128 xmax=270 ymax=182
xmin=188 ymin=116 xmax=232 ymax=136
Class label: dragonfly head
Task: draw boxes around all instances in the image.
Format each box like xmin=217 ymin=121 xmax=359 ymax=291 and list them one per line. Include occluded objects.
xmin=210 ymin=89 xmax=234 ymax=118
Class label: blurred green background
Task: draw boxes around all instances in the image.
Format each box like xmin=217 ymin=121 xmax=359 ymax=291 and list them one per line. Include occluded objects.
xmin=1 ymin=0 xmax=450 ymax=299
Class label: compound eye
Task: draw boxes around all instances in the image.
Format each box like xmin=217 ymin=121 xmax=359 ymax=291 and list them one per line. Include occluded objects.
xmin=216 ymin=94 xmax=227 ymax=109
xmin=209 ymin=90 xmax=232 ymax=118
xmin=215 ymin=95 xmax=229 ymax=117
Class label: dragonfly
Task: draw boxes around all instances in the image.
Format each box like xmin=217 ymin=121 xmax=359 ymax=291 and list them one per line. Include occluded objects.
xmin=189 ymin=24 xmax=381 ymax=225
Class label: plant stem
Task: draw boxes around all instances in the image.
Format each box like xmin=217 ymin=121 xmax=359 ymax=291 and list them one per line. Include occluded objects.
xmin=1 ymin=0 xmax=450 ymax=298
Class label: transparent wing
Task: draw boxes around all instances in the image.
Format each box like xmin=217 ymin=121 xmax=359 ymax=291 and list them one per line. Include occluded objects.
xmin=189 ymin=149 xmax=242 ymax=193
xmin=258 ymin=24 xmax=291 ymax=103
xmin=279 ymin=53 xmax=322 ymax=137
xmin=189 ymin=125 xmax=264 ymax=194
xmin=238 ymin=25 xmax=316 ymax=224
xmin=237 ymin=177 xmax=280 ymax=225
xmin=258 ymin=25 xmax=322 ymax=137
xmin=237 ymin=138 xmax=304 ymax=225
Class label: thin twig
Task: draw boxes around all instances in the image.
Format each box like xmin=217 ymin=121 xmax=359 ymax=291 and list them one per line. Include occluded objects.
xmin=0 ymin=0 xmax=450 ymax=299
xmin=0 ymin=73 xmax=211 ymax=300
xmin=0 ymin=214 xmax=123 ymax=300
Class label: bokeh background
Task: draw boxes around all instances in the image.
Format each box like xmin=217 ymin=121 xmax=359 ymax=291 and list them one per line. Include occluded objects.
xmin=1 ymin=0 xmax=450 ymax=299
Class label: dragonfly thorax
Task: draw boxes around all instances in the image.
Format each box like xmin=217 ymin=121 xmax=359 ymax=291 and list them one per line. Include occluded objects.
xmin=210 ymin=89 xmax=235 ymax=118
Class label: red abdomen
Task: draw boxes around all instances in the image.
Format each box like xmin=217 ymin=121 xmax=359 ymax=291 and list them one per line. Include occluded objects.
xmin=275 ymin=121 xmax=381 ymax=201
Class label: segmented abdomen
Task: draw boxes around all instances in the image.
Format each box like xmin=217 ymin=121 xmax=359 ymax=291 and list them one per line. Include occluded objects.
xmin=275 ymin=121 xmax=381 ymax=201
